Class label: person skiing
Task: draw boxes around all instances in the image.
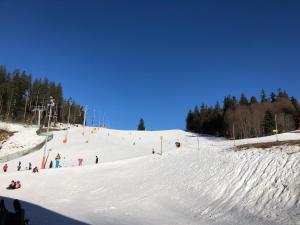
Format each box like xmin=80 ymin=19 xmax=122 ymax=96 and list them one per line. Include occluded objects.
xmin=78 ymin=158 xmax=83 ymax=166
xmin=17 ymin=161 xmax=21 ymax=171
xmin=95 ymin=156 xmax=99 ymax=164
xmin=55 ymin=154 xmax=61 ymax=168
xmin=33 ymin=166 xmax=39 ymax=173
xmin=28 ymin=162 xmax=32 ymax=170
xmin=3 ymin=164 xmax=8 ymax=172
xmin=49 ymin=160 xmax=53 ymax=168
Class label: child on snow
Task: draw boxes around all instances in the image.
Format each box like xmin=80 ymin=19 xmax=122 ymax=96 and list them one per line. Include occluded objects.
xmin=7 ymin=180 xmax=16 ymax=190
xmin=49 ymin=160 xmax=53 ymax=168
xmin=55 ymin=154 xmax=61 ymax=168
xmin=33 ymin=167 xmax=39 ymax=173
xmin=3 ymin=164 xmax=8 ymax=172
xmin=17 ymin=161 xmax=21 ymax=171
xmin=7 ymin=181 xmax=21 ymax=190
xmin=78 ymin=158 xmax=83 ymax=166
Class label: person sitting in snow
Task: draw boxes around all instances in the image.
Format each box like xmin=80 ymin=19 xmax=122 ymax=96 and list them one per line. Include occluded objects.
xmin=7 ymin=180 xmax=16 ymax=190
xmin=15 ymin=181 xmax=21 ymax=189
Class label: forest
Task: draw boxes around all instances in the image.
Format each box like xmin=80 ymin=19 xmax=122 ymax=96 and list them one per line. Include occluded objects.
xmin=186 ymin=89 xmax=300 ymax=139
xmin=0 ymin=65 xmax=84 ymax=126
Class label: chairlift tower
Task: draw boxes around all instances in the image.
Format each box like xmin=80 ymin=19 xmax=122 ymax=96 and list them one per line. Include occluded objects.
xmin=32 ymin=106 xmax=46 ymax=128
xmin=41 ymin=96 xmax=55 ymax=169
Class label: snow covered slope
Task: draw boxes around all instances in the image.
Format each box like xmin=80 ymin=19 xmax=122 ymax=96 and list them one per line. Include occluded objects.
xmin=0 ymin=125 xmax=299 ymax=225
xmin=0 ymin=122 xmax=45 ymax=158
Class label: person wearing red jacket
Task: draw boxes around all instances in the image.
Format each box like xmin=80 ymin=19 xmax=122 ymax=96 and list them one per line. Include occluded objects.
xmin=3 ymin=164 xmax=8 ymax=172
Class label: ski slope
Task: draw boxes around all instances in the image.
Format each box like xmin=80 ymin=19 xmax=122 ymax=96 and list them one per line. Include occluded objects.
xmin=0 ymin=125 xmax=299 ymax=225
xmin=0 ymin=122 xmax=44 ymax=158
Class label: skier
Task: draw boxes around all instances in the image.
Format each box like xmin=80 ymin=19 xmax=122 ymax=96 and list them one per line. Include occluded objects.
xmin=17 ymin=161 xmax=21 ymax=171
xmin=33 ymin=167 xmax=39 ymax=173
xmin=3 ymin=164 xmax=8 ymax=172
xmin=78 ymin=158 xmax=83 ymax=166
xmin=49 ymin=160 xmax=53 ymax=168
xmin=95 ymin=156 xmax=99 ymax=164
xmin=28 ymin=162 xmax=32 ymax=170
xmin=55 ymin=154 xmax=61 ymax=168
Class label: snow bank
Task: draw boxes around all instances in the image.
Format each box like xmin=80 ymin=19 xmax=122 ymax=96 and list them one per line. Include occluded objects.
xmin=0 ymin=122 xmax=45 ymax=158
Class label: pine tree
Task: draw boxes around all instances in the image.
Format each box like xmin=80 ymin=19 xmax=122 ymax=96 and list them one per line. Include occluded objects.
xmin=260 ymin=89 xmax=267 ymax=103
xmin=137 ymin=118 xmax=145 ymax=130
xmin=270 ymin=92 xmax=276 ymax=102
xmin=263 ymin=110 xmax=275 ymax=135
xmin=223 ymin=95 xmax=237 ymax=111
xmin=250 ymin=96 xmax=258 ymax=104
xmin=186 ymin=109 xmax=194 ymax=131
xmin=239 ymin=93 xmax=248 ymax=106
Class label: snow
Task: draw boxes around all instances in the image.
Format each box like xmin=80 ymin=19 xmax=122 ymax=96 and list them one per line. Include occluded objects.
xmin=0 ymin=124 xmax=299 ymax=225
xmin=0 ymin=122 xmax=45 ymax=158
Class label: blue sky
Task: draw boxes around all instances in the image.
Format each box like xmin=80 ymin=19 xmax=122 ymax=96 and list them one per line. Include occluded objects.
xmin=0 ymin=0 xmax=299 ymax=130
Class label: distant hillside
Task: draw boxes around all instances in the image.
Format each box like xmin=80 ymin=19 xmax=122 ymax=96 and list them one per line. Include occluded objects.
xmin=186 ymin=89 xmax=300 ymax=139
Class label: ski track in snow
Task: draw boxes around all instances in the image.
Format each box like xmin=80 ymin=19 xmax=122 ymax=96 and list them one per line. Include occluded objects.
xmin=0 ymin=125 xmax=299 ymax=225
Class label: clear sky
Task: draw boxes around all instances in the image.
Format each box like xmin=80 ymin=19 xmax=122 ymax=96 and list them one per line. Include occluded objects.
xmin=0 ymin=0 xmax=299 ymax=130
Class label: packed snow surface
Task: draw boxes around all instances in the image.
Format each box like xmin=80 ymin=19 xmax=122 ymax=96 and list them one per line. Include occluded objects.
xmin=0 ymin=125 xmax=299 ymax=225
xmin=0 ymin=122 xmax=44 ymax=157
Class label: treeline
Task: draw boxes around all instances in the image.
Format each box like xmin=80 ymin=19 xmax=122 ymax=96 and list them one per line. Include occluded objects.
xmin=0 ymin=65 xmax=84 ymax=126
xmin=186 ymin=89 xmax=300 ymax=139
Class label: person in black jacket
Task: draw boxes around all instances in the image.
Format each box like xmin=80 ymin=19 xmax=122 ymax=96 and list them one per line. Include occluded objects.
xmin=49 ymin=160 xmax=53 ymax=168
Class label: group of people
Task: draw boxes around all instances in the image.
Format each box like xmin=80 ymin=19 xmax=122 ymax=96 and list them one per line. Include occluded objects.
xmin=2 ymin=153 xmax=100 ymax=174
xmin=2 ymin=162 xmax=38 ymax=173
xmin=0 ymin=199 xmax=28 ymax=225
xmin=7 ymin=180 xmax=21 ymax=190
xmin=53 ymin=154 xmax=99 ymax=167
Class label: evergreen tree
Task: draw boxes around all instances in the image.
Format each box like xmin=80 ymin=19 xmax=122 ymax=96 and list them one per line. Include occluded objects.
xmin=260 ymin=89 xmax=267 ymax=103
xmin=270 ymin=92 xmax=276 ymax=102
xmin=277 ymin=88 xmax=289 ymax=99
xmin=186 ymin=109 xmax=194 ymax=131
xmin=0 ymin=64 xmax=84 ymax=125
xmin=249 ymin=96 xmax=258 ymax=104
xmin=223 ymin=95 xmax=237 ymax=111
xmin=239 ymin=93 xmax=248 ymax=106
xmin=137 ymin=118 xmax=145 ymax=130
xmin=263 ymin=110 xmax=275 ymax=135
xmin=193 ymin=105 xmax=200 ymax=132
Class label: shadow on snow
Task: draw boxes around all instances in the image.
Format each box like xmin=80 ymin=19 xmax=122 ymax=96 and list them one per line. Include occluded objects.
xmin=0 ymin=196 xmax=89 ymax=225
